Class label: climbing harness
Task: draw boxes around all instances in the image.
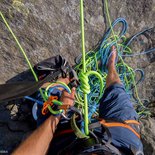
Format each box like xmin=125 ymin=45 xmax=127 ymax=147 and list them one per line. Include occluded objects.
xmin=58 ymin=118 xmax=143 ymax=155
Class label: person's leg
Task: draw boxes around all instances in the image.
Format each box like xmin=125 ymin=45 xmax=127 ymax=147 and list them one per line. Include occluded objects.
xmin=98 ymin=47 xmax=143 ymax=154
xmin=106 ymin=46 xmax=121 ymax=88
xmin=99 ymin=46 xmax=138 ymax=121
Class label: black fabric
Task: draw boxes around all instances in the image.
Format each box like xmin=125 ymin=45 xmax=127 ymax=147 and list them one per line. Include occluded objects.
xmin=48 ymin=121 xmax=122 ymax=155
xmin=0 ymin=71 xmax=60 ymax=103
xmin=0 ymin=55 xmax=70 ymax=103
xmin=34 ymin=55 xmax=68 ymax=80
xmin=48 ymin=122 xmax=76 ymax=155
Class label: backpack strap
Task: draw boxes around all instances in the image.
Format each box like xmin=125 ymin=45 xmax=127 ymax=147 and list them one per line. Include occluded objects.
xmin=0 ymin=71 xmax=61 ymax=103
xmin=89 ymin=119 xmax=142 ymax=155
xmin=99 ymin=119 xmax=140 ymax=139
xmin=0 ymin=55 xmax=77 ymax=103
xmin=89 ymin=121 xmax=122 ymax=154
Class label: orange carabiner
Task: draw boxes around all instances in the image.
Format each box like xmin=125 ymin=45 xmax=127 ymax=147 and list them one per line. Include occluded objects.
xmin=42 ymin=96 xmax=58 ymax=115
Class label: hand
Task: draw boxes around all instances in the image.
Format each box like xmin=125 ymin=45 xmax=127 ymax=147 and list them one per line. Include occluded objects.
xmin=60 ymin=87 xmax=76 ymax=107
xmin=57 ymin=77 xmax=76 ymax=107
xmin=42 ymin=77 xmax=76 ymax=109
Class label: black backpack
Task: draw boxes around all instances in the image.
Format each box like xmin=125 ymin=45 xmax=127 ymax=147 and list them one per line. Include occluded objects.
xmin=0 ymin=55 xmax=71 ymax=103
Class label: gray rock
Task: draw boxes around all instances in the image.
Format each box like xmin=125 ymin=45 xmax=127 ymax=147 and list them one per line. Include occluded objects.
xmin=141 ymin=117 xmax=155 ymax=155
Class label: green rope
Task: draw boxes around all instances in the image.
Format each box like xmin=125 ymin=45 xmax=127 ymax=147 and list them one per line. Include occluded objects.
xmin=75 ymin=0 xmax=150 ymax=127
xmin=0 ymin=11 xmax=73 ymax=116
xmin=80 ymin=0 xmax=89 ymax=135
xmin=104 ymin=0 xmax=143 ymax=106
xmin=80 ymin=0 xmax=104 ymax=135
xmin=0 ymin=11 xmax=46 ymax=101
xmin=0 ymin=12 xmax=37 ymax=81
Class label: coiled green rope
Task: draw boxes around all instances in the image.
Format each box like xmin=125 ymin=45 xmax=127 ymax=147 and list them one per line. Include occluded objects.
xmin=75 ymin=1 xmax=151 ymax=132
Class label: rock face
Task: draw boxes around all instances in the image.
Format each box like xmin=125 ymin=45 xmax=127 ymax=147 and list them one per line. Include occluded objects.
xmin=141 ymin=117 xmax=155 ymax=155
xmin=0 ymin=0 xmax=155 ymax=154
